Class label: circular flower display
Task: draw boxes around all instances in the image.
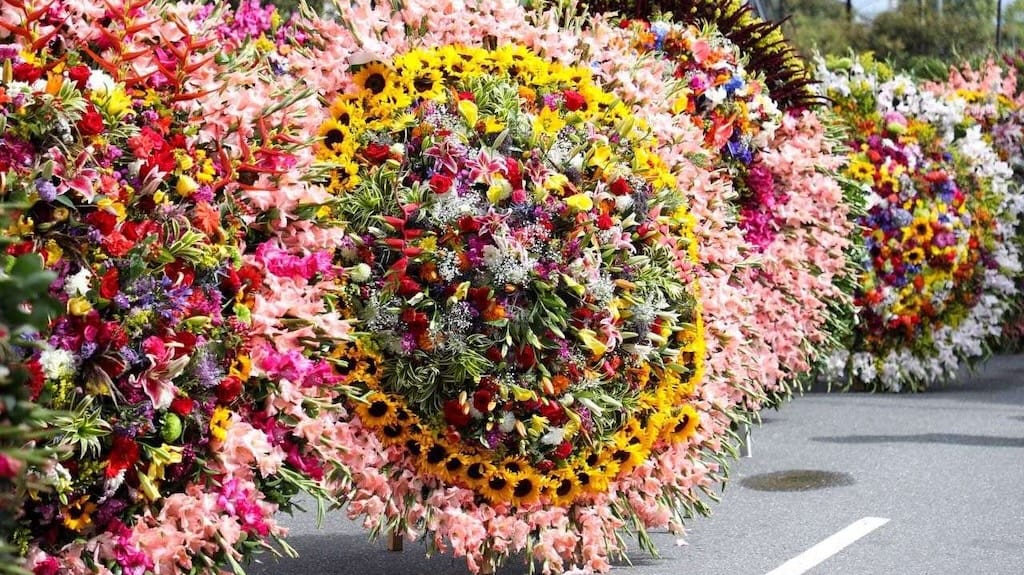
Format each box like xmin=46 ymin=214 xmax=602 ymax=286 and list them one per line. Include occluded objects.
xmin=818 ymin=56 xmax=1022 ymax=391
xmin=319 ymin=44 xmax=704 ymax=509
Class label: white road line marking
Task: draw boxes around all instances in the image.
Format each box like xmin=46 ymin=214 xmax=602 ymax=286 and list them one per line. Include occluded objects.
xmin=764 ymin=516 xmax=890 ymax=575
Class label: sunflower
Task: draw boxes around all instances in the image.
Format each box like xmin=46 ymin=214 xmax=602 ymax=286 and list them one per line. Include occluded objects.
xmin=480 ymin=468 xmax=515 ymax=502
xmin=904 ymin=247 xmax=926 ymax=266
xmin=355 ymin=392 xmax=398 ymax=427
xmin=329 ymin=96 xmax=366 ymax=133
xmin=439 ymin=452 xmax=469 ymax=484
xmin=548 ymin=468 xmax=580 ymax=506
xmin=608 ymin=435 xmax=647 ymax=475
xmin=439 ymin=45 xmax=485 ymax=79
xmin=63 ymin=497 xmax=97 ymax=533
xmin=402 ymin=66 xmax=445 ymax=102
xmin=421 ymin=440 xmax=452 ymax=476
xmin=353 ymin=62 xmax=393 ymax=98
xmin=462 ymin=457 xmax=495 ymax=489
xmin=907 ymin=216 xmax=934 ymax=243
xmin=509 ymin=469 xmax=546 ymax=505
xmin=661 ymin=404 xmax=700 ymax=443
xmin=317 ymin=117 xmax=356 ymax=158
xmin=847 ymin=158 xmax=875 ymax=182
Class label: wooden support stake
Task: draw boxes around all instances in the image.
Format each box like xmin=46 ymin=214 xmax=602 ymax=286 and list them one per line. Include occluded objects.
xmin=386 ymin=530 xmax=403 ymax=552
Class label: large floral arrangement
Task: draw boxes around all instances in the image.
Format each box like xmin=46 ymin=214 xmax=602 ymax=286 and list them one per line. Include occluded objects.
xmin=578 ymin=13 xmax=858 ymax=405
xmin=1 ymin=0 xmax=354 ymax=572
xmin=923 ymin=61 xmax=1024 ymax=347
xmin=311 ymin=39 xmax=706 ymax=572
xmin=817 ymin=55 xmax=1022 ymax=391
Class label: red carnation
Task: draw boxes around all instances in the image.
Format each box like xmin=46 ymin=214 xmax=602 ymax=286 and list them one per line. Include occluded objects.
xmin=397 ymin=276 xmax=422 ymax=297
xmin=77 ymin=105 xmax=105 ymax=136
xmin=429 ymin=173 xmax=453 ymax=194
xmin=99 ymin=267 xmax=120 ymax=299
xmin=596 ymin=214 xmax=614 ymax=230
xmin=216 ymin=375 xmax=243 ymax=404
xmin=610 ymin=177 xmax=631 ymax=196
xmin=443 ymin=399 xmax=471 ymax=427
xmin=563 ymin=90 xmax=586 ymax=112
xmin=103 ymin=232 xmax=133 ymax=257
xmin=106 ymin=435 xmax=140 ymax=478
xmin=12 ymin=62 xmax=41 ymax=83
xmin=170 ymin=396 xmax=194 ymax=416
xmin=363 ymin=143 xmax=391 ymax=164
xmin=67 ymin=65 xmax=90 ymax=90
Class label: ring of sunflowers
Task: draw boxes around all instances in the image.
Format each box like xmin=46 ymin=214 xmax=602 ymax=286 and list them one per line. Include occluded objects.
xmin=313 ymin=43 xmax=706 ymax=572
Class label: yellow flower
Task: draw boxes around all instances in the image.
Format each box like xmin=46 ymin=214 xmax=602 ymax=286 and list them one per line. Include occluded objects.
xmin=486 ymin=178 xmax=512 ymax=204
xmin=67 ymin=297 xmax=92 ymax=316
xmin=353 ymin=62 xmax=393 ymax=98
xmin=457 ymin=99 xmax=478 ymax=127
xmin=577 ymin=328 xmax=607 ymax=357
xmin=564 ymin=193 xmax=593 ymax=212
xmin=210 ymin=406 xmax=232 ymax=442
xmin=176 ymin=174 xmax=199 ymax=197
xmin=147 ymin=444 xmax=184 ymax=481
xmin=533 ymin=106 xmax=566 ymax=139
xmin=63 ymin=497 xmax=97 ymax=532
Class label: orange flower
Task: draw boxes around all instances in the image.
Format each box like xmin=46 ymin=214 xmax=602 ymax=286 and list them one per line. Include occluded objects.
xmin=482 ymin=301 xmax=506 ymax=322
xmin=550 ymin=374 xmax=571 ymax=395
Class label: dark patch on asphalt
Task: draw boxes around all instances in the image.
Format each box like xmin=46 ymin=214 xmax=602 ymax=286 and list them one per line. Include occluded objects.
xmin=811 ymin=433 xmax=1024 ymax=448
xmin=1011 ymin=415 xmax=1024 ymax=423
xmin=740 ymin=470 xmax=855 ymax=492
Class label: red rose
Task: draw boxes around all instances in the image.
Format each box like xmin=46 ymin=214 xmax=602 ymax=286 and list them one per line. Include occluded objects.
xmin=67 ymin=65 xmax=91 ymax=90
xmin=472 ymin=389 xmax=494 ymax=413
xmin=78 ymin=105 xmax=105 ymax=136
xmin=429 ymin=173 xmax=453 ymax=194
xmin=99 ymin=267 xmax=120 ymax=299
xmin=12 ymin=62 xmax=41 ymax=83
xmin=216 ymin=375 xmax=243 ymax=404
xmin=538 ymin=400 xmax=566 ymax=425
xmin=610 ymin=177 xmax=630 ymax=196
xmin=363 ymin=143 xmax=391 ymax=164
xmin=220 ymin=267 xmax=242 ymax=296
xmin=85 ymin=210 xmax=118 ymax=234
xmin=596 ymin=214 xmax=613 ymax=230
xmin=563 ymin=90 xmax=586 ymax=112
xmin=443 ymin=398 xmax=471 ymax=427
xmin=553 ymin=440 xmax=573 ymax=459
xmin=515 ymin=345 xmax=536 ymax=370
xmin=458 ymin=215 xmax=481 ymax=233
xmin=170 ymin=396 xmax=194 ymax=416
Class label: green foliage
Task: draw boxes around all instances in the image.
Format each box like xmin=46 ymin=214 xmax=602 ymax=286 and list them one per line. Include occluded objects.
xmin=0 ymin=203 xmax=61 ymax=575
xmin=783 ymin=0 xmax=999 ymax=74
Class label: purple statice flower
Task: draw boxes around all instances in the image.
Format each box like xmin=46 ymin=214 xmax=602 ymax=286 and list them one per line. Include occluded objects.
xmin=112 ymin=294 xmax=130 ymax=310
xmin=191 ymin=349 xmax=223 ymax=389
xmin=542 ymin=93 xmax=560 ymax=110
xmin=35 ymin=179 xmax=57 ymax=202
xmin=0 ymin=134 xmax=35 ymax=171
xmin=400 ymin=332 xmax=417 ymax=354
xmin=79 ymin=341 xmax=98 ymax=359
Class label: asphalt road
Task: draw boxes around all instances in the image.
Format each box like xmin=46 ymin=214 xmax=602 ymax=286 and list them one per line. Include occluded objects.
xmin=248 ymin=354 xmax=1024 ymax=575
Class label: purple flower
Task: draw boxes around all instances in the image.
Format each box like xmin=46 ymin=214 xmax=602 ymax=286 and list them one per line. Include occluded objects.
xmin=36 ymin=179 xmax=57 ymax=202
